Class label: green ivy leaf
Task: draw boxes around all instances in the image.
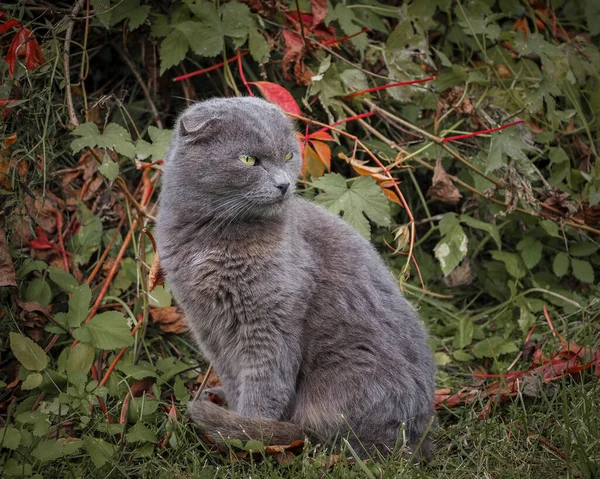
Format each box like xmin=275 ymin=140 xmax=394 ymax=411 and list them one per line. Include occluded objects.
xmin=98 ymin=153 xmax=119 ymax=181
xmin=453 ymin=349 xmax=474 ymax=361
xmin=25 ymin=277 xmax=52 ymax=307
xmin=66 ymin=342 xmax=96 ymax=375
xmin=84 ymin=435 xmax=115 ymax=469
xmin=490 ymin=251 xmax=526 ymax=279
xmin=21 ymin=372 xmax=43 ymax=390
xmin=160 ymin=30 xmax=189 ymax=74
xmin=126 ymin=422 xmax=158 ymax=444
xmin=553 ymin=252 xmax=570 ymax=277
xmin=47 ymin=266 xmax=79 ymax=293
xmin=0 ymin=426 xmax=21 ymax=450
xmin=549 ymin=146 xmax=569 ymax=163
xmin=10 ymin=332 xmax=48 ymax=371
xmin=148 ymin=285 xmax=172 ymax=308
xmin=71 ymin=122 xmax=135 ymax=158
xmin=32 ymin=439 xmax=63 ymax=463
xmin=72 ymin=311 xmax=134 ymax=350
xmin=571 ymin=258 xmax=595 ymax=283
xmin=313 ymin=174 xmax=391 ymax=239
xmin=434 ymin=214 xmax=468 ymax=276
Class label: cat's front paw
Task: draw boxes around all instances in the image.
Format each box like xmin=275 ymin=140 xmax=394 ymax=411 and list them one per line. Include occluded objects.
xmin=198 ymin=386 xmax=227 ymax=405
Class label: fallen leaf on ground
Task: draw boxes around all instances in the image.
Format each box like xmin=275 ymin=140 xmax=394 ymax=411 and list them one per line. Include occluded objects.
xmin=148 ymin=252 xmax=165 ymax=291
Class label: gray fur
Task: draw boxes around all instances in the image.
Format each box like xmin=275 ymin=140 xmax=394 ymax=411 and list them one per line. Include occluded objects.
xmin=156 ymin=97 xmax=436 ymax=458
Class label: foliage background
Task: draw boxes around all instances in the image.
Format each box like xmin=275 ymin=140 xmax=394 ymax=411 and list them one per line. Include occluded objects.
xmin=0 ymin=0 xmax=599 ymax=477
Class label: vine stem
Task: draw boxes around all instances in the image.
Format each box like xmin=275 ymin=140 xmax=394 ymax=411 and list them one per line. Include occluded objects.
xmin=64 ymin=0 xmax=85 ymax=128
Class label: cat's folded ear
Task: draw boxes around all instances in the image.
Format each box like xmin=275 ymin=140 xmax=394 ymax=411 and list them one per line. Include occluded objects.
xmin=179 ymin=115 xmax=220 ymax=140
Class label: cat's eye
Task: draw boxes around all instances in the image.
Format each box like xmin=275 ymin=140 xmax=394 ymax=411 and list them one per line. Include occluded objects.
xmin=239 ymin=154 xmax=256 ymax=166
xmin=284 ymin=152 xmax=293 ymax=161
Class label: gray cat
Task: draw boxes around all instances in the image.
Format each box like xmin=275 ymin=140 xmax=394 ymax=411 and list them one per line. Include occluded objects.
xmin=155 ymin=97 xmax=436 ymax=459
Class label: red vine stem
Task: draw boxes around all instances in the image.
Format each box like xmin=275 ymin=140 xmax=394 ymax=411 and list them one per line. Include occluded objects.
xmin=342 ymin=77 xmax=435 ymax=100
xmin=323 ymin=28 xmax=370 ymax=46
xmin=173 ymin=52 xmax=248 ymax=82
xmin=441 ymin=120 xmax=525 ymax=143
xmin=237 ymin=49 xmax=253 ymax=96
xmin=312 ymin=111 xmax=375 ymax=135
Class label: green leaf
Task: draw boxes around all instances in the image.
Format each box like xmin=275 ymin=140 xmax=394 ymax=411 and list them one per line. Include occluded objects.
xmin=3 ymin=458 xmax=32 ymax=476
xmin=67 ymin=284 xmax=92 ymax=328
xmin=173 ymin=376 xmax=191 ymax=402
xmin=248 ymin=18 xmax=270 ymax=63
xmin=22 ymin=372 xmax=43 ymax=390
xmin=84 ymin=435 xmax=115 ymax=469
xmin=0 ymin=426 xmax=21 ymax=450
xmin=71 ymin=122 xmax=135 ymax=158
xmin=460 ymin=215 xmax=501 ymax=249
xmin=313 ymin=174 xmax=391 ymax=239
xmin=434 ymin=352 xmax=452 ymax=366
xmin=135 ymin=127 xmax=173 ymax=162
xmin=571 ymin=258 xmax=595 ymax=283
xmin=32 ymin=439 xmax=63 ymax=463
xmin=47 ymin=266 xmax=79 ymax=292
xmin=25 ymin=277 xmax=52 ymax=307
xmin=453 ymin=316 xmax=473 ymax=349
xmin=434 ymin=214 xmax=468 ymax=276
xmin=17 ymin=259 xmax=48 ymax=278
xmin=486 ymin=128 xmax=532 ymax=173
xmin=549 ymin=147 xmax=569 ymax=163
xmin=148 ymin=285 xmax=172 ymax=308
xmin=10 ymin=332 xmax=48 ymax=371
xmin=175 ymin=21 xmax=223 ymax=57
xmin=74 ymin=201 xmax=103 ymax=266
xmin=91 ymin=0 xmax=111 ymax=27
xmin=472 ymin=337 xmax=518 ymax=358
xmin=553 ymin=252 xmax=570 ymax=277
xmin=66 ymin=342 xmax=96 ymax=375
xmin=72 ymin=311 xmax=134 ymax=350
xmin=453 ymin=349 xmax=474 ymax=361
xmin=126 ymin=422 xmax=158 ymax=444
xmin=540 ymin=219 xmax=561 ymax=238
xmin=109 ymin=0 xmax=150 ymax=30
xmin=160 ymin=30 xmax=189 ymax=74
xmin=516 ymin=237 xmax=543 ymax=269
xmin=569 ymin=242 xmax=599 ymax=257
xmin=490 ymin=251 xmax=526 ymax=279
xmin=98 ymin=153 xmax=119 ymax=181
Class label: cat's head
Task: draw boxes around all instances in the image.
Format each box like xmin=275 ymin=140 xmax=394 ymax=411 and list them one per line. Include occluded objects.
xmin=163 ymin=97 xmax=302 ymax=221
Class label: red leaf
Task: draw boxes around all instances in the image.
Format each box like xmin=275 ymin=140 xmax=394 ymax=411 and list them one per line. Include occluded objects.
xmin=309 ymin=139 xmax=331 ymax=172
xmin=247 ymin=81 xmax=302 ymax=116
xmin=5 ymin=27 xmax=45 ymax=78
xmin=310 ymin=0 xmax=327 ymax=27
xmin=307 ymin=131 xmax=334 ymax=141
xmin=28 ymin=226 xmax=52 ymax=250
xmin=0 ymin=18 xmax=20 ymax=34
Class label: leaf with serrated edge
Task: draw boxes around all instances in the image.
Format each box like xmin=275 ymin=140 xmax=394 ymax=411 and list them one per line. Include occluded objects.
xmin=313 ymin=174 xmax=391 ymax=239
xmin=10 ymin=332 xmax=48 ymax=371
xmin=72 ymin=311 xmax=133 ymax=350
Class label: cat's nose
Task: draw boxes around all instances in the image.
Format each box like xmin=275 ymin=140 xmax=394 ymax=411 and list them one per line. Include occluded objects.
xmin=275 ymin=181 xmax=290 ymax=194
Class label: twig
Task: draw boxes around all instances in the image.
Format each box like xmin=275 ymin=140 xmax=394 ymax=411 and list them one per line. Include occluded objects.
xmin=114 ymin=46 xmax=164 ymax=129
xmin=293 ymin=0 xmax=310 ymax=52
xmin=193 ymin=364 xmax=214 ymax=401
xmin=64 ymin=0 xmax=86 ymax=128
xmin=174 ymin=52 xmax=249 ymax=82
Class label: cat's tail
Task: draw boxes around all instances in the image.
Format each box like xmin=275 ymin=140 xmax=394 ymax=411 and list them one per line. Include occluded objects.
xmin=188 ymin=400 xmax=306 ymax=446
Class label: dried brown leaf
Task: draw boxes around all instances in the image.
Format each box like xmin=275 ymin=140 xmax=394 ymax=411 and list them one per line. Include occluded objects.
xmin=427 ymin=159 xmax=462 ymax=204
xmin=148 ymin=252 xmax=165 ymax=291
xmin=149 ymin=306 xmax=188 ymax=334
